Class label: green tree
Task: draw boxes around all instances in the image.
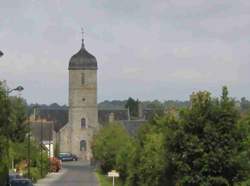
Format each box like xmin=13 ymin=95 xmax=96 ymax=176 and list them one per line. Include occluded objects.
xmin=0 ymin=84 xmax=12 ymax=185
xmin=165 ymin=87 xmax=244 ymax=185
xmin=92 ymin=122 xmax=131 ymax=173
xmin=9 ymin=97 xmax=28 ymax=142
xmin=126 ymin=114 xmax=178 ymax=186
xmin=0 ymin=84 xmax=29 ymax=185
xmin=125 ymin=97 xmax=139 ymax=118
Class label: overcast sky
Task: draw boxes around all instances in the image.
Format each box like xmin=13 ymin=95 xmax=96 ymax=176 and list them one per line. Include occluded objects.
xmin=0 ymin=0 xmax=249 ymax=104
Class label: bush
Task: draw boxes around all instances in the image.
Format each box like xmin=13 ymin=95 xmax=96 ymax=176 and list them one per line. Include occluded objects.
xmin=49 ymin=157 xmax=61 ymax=172
xmin=208 ymin=177 xmax=229 ymax=186
xmin=28 ymin=167 xmax=41 ymax=183
xmin=0 ymin=164 xmax=8 ymax=186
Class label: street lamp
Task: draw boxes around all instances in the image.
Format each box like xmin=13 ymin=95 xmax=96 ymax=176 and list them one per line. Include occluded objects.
xmin=0 ymin=50 xmax=3 ymax=58
xmin=8 ymin=86 xmax=24 ymax=94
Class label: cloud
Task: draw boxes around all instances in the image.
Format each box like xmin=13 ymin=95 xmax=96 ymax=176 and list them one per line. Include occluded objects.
xmin=0 ymin=0 xmax=249 ymax=104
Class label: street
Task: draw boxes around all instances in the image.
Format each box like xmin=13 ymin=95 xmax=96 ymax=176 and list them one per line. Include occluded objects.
xmin=35 ymin=161 xmax=99 ymax=186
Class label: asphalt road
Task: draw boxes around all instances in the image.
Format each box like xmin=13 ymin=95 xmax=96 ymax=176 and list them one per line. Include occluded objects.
xmin=35 ymin=161 xmax=99 ymax=186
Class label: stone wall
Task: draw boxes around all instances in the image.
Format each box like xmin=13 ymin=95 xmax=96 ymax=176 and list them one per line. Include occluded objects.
xmin=68 ymin=69 xmax=98 ymax=160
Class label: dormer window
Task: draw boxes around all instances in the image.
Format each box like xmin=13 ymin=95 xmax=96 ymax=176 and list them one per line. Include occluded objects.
xmin=81 ymin=118 xmax=86 ymax=128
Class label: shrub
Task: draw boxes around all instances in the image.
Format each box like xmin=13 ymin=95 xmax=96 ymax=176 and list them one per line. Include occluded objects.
xmin=29 ymin=167 xmax=41 ymax=183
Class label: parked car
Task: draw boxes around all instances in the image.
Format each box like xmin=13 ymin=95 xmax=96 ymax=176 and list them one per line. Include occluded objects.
xmin=10 ymin=178 xmax=33 ymax=186
xmin=49 ymin=157 xmax=62 ymax=172
xmin=8 ymin=173 xmax=23 ymax=186
xmin=72 ymin=154 xmax=79 ymax=161
xmin=58 ymin=152 xmax=78 ymax=161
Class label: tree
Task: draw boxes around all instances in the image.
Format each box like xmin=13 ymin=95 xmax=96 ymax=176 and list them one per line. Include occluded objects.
xmin=125 ymin=97 xmax=139 ymax=118
xmin=126 ymin=114 xmax=178 ymax=186
xmin=0 ymin=85 xmax=12 ymax=185
xmin=9 ymin=97 xmax=28 ymax=142
xmin=165 ymin=87 xmax=244 ymax=185
xmin=0 ymin=84 xmax=28 ymax=185
xmin=92 ymin=122 xmax=131 ymax=173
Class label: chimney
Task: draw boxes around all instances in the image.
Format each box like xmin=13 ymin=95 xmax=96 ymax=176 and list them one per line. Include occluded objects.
xmin=108 ymin=112 xmax=115 ymax=123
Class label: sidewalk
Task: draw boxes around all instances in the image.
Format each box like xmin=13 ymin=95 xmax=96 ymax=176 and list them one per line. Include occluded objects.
xmin=34 ymin=169 xmax=67 ymax=186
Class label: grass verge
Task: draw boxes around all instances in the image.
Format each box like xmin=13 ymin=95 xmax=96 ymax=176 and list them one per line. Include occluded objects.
xmin=95 ymin=171 xmax=123 ymax=186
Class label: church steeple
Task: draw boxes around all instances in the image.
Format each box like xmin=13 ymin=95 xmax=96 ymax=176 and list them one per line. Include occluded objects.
xmin=68 ymin=28 xmax=97 ymax=70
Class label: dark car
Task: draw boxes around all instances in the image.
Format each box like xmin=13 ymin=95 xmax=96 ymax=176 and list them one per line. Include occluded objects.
xmin=58 ymin=152 xmax=78 ymax=161
xmin=10 ymin=178 xmax=33 ymax=186
xmin=72 ymin=154 xmax=78 ymax=161
xmin=9 ymin=173 xmax=23 ymax=182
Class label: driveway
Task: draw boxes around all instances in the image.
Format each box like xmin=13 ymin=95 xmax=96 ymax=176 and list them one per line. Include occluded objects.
xmin=35 ymin=161 xmax=99 ymax=186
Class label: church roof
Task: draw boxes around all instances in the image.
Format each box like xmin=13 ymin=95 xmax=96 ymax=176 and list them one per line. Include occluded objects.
xmin=68 ymin=39 xmax=97 ymax=70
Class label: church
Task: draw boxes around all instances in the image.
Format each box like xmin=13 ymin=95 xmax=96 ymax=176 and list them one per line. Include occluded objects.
xmin=45 ymin=34 xmax=147 ymax=161
xmin=58 ymin=36 xmax=99 ymax=160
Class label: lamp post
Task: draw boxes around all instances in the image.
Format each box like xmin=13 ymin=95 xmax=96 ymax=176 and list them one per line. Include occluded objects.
xmin=27 ymin=116 xmax=31 ymax=179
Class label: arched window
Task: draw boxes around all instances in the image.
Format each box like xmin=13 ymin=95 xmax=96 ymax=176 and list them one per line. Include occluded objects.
xmin=81 ymin=118 xmax=86 ymax=128
xmin=80 ymin=140 xmax=87 ymax=151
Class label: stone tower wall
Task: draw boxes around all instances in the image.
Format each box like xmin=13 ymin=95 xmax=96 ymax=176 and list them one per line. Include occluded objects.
xmin=68 ymin=69 xmax=98 ymax=160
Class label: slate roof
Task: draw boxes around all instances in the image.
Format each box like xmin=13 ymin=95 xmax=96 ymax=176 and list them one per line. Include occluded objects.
xmin=30 ymin=122 xmax=54 ymax=142
xmin=120 ymin=120 xmax=147 ymax=136
xmin=68 ymin=42 xmax=97 ymax=70
xmin=143 ymin=108 xmax=164 ymax=120
xmin=32 ymin=107 xmax=159 ymax=134
xmin=37 ymin=108 xmax=68 ymax=132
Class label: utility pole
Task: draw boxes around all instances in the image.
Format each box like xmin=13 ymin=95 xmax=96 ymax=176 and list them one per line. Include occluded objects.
xmin=48 ymin=120 xmax=52 ymax=172
xmin=40 ymin=117 xmax=43 ymax=177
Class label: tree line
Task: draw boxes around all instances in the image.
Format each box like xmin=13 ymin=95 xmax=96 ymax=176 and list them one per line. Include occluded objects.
xmin=92 ymin=87 xmax=250 ymax=186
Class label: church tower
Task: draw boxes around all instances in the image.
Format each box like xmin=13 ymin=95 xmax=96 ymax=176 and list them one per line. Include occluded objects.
xmin=68 ymin=33 xmax=98 ymax=160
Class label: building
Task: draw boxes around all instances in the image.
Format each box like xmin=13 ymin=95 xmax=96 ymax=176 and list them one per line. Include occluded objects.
xmin=59 ymin=37 xmax=99 ymax=160
xmin=29 ymin=116 xmax=56 ymax=158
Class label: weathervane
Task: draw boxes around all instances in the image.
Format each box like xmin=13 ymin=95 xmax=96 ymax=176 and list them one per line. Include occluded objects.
xmin=81 ymin=27 xmax=85 ymax=48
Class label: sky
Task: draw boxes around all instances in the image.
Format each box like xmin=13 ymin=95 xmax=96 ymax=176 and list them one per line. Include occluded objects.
xmin=0 ymin=0 xmax=249 ymax=105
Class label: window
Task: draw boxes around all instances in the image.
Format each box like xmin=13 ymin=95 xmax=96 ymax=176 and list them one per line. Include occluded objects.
xmin=80 ymin=140 xmax=86 ymax=151
xmin=81 ymin=118 xmax=86 ymax=128
xmin=81 ymin=73 xmax=85 ymax=85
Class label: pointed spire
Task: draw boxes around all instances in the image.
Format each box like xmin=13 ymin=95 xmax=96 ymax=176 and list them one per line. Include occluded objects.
xmin=81 ymin=27 xmax=85 ymax=49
